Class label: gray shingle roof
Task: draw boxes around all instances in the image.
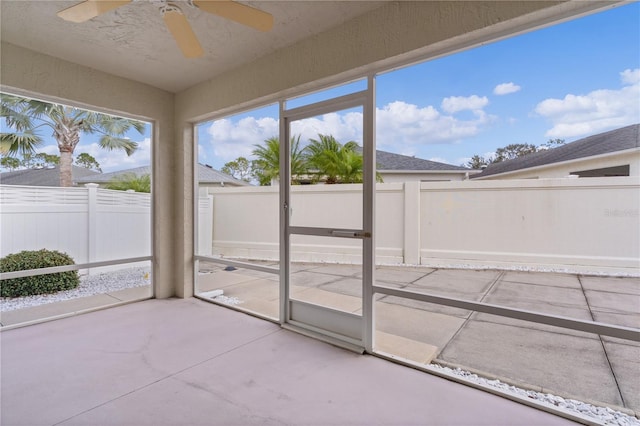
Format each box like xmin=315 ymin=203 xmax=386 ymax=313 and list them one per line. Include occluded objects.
xmin=474 ymin=123 xmax=640 ymax=178
xmin=75 ymin=163 xmax=249 ymax=186
xmin=355 ymin=148 xmax=469 ymax=171
xmin=0 ymin=165 xmax=101 ymax=186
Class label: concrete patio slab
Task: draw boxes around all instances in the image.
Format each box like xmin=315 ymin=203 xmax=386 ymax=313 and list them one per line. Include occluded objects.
xmin=437 ymin=316 xmax=625 ymax=408
xmin=483 ymin=280 xmax=593 ymax=320
xmin=375 ymin=330 xmax=439 ymax=364
xmin=601 ymin=337 xmax=640 ymax=411
xmin=375 ymin=300 xmax=466 ymax=351
xmin=318 ymin=277 xmax=363 ymax=297
xmin=197 ymin=270 xmax=261 ymax=290
xmin=500 ymin=271 xmax=583 ymax=289
xmin=304 ymin=263 xmax=362 ymax=277
xmin=584 ymin=289 xmax=640 ymax=329
xmin=107 ymin=285 xmax=153 ymax=301
xmin=580 ymin=276 xmax=640 ymax=295
xmin=380 ymin=294 xmax=472 ymax=319
xmin=293 ymin=286 xmax=362 ymax=313
xmin=409 ymin=269 xmax=501 ymax=300
xmin=4 ymin=301 xmax=576 ymax=426
xmin=290 ymin=269 xmax=346 ymax=288
xmin=362 ymin=266 xmax=433 ymax=284
xmin=212 ymin=277 xmax=280 ymax=302
xmin=238 ymin=298 xmax=279 ymax=319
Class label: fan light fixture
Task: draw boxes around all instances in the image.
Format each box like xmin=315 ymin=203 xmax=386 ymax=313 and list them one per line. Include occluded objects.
xmin=57 ymin=0 xmax=274 ymax=58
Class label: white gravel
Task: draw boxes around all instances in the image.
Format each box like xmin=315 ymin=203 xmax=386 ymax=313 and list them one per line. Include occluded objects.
xmin=431 ymin=364 xmax=640 ymax=426
xmin=0 ymin=267 xmax=151 ymax=312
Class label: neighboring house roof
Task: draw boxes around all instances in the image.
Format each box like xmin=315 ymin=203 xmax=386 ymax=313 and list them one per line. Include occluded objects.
xmin=473 ymin=123 xmax=640 ymax=179
xmin=0 ymin=165 xmax=101 ymax=187
xmin=355 ymin=148 xmax=470 ymax=172
xmin=75 ymin=163 xmax=250 ymax=186
xmin=197 ymin=163 xmax=250 ymax=186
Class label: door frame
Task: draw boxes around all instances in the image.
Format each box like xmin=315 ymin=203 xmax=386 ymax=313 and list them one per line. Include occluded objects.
xmin=278 ymin=76 xmax=376 ymax=352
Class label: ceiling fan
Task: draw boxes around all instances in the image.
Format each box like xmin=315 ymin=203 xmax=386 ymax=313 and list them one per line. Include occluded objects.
xmin=57 ymin=0 xmax=274 ymax=58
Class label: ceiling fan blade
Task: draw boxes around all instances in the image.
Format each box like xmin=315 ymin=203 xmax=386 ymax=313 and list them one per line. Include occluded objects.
xmin=194 ymin=0 xmax=273 ymax=32
xmin=57 ymin=0 xmax=131 ymax=23
xmin=163 ymin=9 xmax=204 ymax=59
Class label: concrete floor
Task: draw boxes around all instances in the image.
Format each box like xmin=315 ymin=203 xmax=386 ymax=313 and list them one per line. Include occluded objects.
xmin=196 ymin=263 xmax=640 ymax=415
xmin=1 ymin=298 xmax=581 ymax=426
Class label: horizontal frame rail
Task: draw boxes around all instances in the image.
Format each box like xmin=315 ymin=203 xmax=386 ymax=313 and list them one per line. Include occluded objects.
xmin=195 ymin=255 xmax=279 ymax=275
xmin=283 ymin=90 xmax=367 ymax=122
xmin=0 ymin=256 xmax=153 ymax=281
xmin=289 ymin=226 xmax=369 ymax=239
xmin=373 ymin=284 xmax=640 ymax=342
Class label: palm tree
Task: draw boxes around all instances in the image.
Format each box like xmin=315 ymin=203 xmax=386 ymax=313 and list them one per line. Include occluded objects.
xmin=1 ymin=93 xmax=144 ymax=187
xmin=252 ymin=135 xmax=307 ymax=185
xmin=305 ymin=134 xmax=361 ymax=184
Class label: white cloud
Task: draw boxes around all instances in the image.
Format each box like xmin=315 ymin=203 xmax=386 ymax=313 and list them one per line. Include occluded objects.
xmin=197 ymin=99 xmax=495 ymax=169
xmin=441 ymin=95 xmax=489 ymax=113
xmin=376 ymin=101 xmax=494 ymax=153
xmin=534 ymin=68 xmax=640 ymax=138
xmin=205 ymin=116 xmax=279 ymax=165
xmin=621 ymin=68 xmax=640 ymax=85
xmin=79 ymin=137 xmax=152 ymax=173
xmin=493 ymin=82 xmax=521 ymax=95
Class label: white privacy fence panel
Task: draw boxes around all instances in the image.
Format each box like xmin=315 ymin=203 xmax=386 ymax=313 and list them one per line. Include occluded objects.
xmin=1 ymin=184 xmax=214 ymax=271
xmin=0 ymin=185 xmax=151 ymax=269
xmin=205 ymin=177 xmax=639 ymax=275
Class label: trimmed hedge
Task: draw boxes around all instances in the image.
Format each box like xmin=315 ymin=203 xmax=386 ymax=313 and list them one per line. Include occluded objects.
xmin=0 ymin=249 xmax=80 ymax=297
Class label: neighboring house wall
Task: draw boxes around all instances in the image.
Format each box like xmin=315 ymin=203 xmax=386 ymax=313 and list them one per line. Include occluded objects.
xmin=475 ymin=149 xmax=640 ymax=180
xmin=202 ymin=178 xmax=639 ymax=275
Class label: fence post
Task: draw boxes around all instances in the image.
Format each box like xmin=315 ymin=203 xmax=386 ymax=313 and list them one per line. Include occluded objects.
xmin=403 ymin=181 xmax=421 ymax=265
xmin=85 ymin=183 xmax=99 ymax=275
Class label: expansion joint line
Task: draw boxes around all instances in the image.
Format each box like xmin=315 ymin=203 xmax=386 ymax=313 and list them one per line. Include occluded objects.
xmin=577 ymin=275 xmax=627 ymax=408
xmin=436 ymin=271 xmax=505 ymax=357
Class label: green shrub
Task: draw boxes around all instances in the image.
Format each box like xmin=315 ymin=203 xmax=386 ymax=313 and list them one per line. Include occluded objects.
xmin=0 ymin=249 xmax=80 ymax=297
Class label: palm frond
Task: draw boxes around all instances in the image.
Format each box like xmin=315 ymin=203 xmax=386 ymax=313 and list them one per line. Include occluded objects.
xmin=98 ymin=136 xmax=138 ymax=155
xmin=0 ymin=131 xmax=43 ymax=156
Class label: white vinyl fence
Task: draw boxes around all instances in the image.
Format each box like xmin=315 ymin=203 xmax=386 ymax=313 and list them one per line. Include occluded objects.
xmin=203 ymin=177 xmax=640 ymax=275
xmin=0 ymin=184 xmax=213 ymax=272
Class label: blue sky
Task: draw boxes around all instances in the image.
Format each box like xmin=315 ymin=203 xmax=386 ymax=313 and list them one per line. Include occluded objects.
xmin=2 ymin=3 xmax=638 ymax=173
xmin=198 ymin=2 xmax=639 ymax=170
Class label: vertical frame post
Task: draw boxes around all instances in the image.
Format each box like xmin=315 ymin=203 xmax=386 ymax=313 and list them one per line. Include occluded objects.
xmin=362 ymin=75 xmax=376 ymax=352
xmin=279 ymin=100 xmax=290 ymax=325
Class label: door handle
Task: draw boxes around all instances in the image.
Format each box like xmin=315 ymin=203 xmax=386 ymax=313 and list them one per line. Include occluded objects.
xmin=331 ymin=230 xmax=371 ymax=238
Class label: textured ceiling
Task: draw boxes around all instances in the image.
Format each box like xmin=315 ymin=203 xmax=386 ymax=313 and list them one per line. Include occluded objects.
xmin=1 ymin=1 xmax=386 ymax=93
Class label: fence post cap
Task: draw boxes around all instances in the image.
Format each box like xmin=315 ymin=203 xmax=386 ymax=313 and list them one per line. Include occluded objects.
xmin=84 ymin=183 xmax=99 ymax=188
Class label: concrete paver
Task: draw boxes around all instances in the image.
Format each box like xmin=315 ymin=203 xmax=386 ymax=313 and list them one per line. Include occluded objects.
xmin=380 ymin=294 xmax=472 ymax=319
xmin=374 ymin=300 xmax=466 ymax=352
xmin=501 ymin=271 xmax=582 ymax=289
xmin=602 ymin=337 xmax=640 ymax=410
xmin=483 ymin=280 xmax=593 ymax=320
xmin=584 ymin=289 xmax=640 ymax=329
xmin=408 ymin=269 xmax=502 ymax=300
xmin=438 ymin=316 xmax=625 ymax=408
xmin=580 ymin=276 xmax=640 ymax=295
